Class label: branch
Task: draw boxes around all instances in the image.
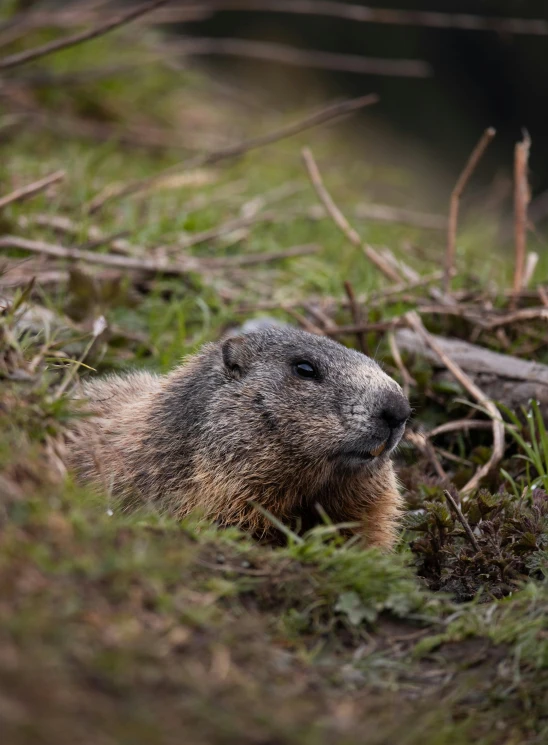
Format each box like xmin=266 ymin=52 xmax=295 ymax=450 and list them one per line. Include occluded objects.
xmin=444 ymin=490 xmax=480 ymax=553
xmin=445 ymin=127 xmax=496 ymax=292
xmin=512 ymin=131 xmax=531 ymax=308
xmin=208 ymin=2 xmax=548 ymax=36
xmin=0 ymin=235 xmax=317 ymax=274
xmin=302 ymin=147 xmax=402 ymax=283
xmin=0 ymin=0 xmax=170 ymax=71
xmin=405 ymin=311 xmax=505 ymax=495
xmin=0 ymin=170 xmax=65 ymax=210
xmin=87 ymin=93 xmax=378 ymax=212
xmin=176 ymin=37 xmax=430 ymax=78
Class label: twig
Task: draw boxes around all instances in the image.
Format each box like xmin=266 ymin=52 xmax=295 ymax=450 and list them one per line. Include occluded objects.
xmin=210 ymin=2 xmax=548 ymax=36
xmin=445 ymin=127 xmax=496 ymax=292
xmin=204 ymin=243 xmax=319 ymax=268
xmin=483 ymin=307 xmax=548 ymax=329
xmin=354 ymin=202 xmax=446 ymax=231
xmin=512 ymin=131 xmax=531 ymax=308
xmin=404 ymin=430 xmax=448 ymax=482
xmin=302 ymin=147 xmax=402 ymax=283
xmin=444 ymin=490 xmax=480 ymax=553
xmin=176 ymin=37 xmax=430 ymax=78
xmin=177 ymin=211 xmax=277 ymax=251
xmin=0 ymin=170 xmax=65 ymax=210
xmin=405 ymin=311 xmax=505 ymax=495
xmin=0 ymin=0 xmax=170 ymax=71
xmin=428 ymin=419 xmax=494 ymax=438
xmin=88 ymin=94 xmax=378 ymax=213
xmin=0 ymin=235 xmax=200 ymax=274
xmin=283 ymin=307 xmax=326 ymax=335
xmin=0 ymin=234 xmax=315 ymax=274
xmin=387 ymin=330 xmax=415 ymax=397
xmin=328 ymin=319 xmax=403 ymax=335
xmin=343 ymin=280 xmax=367 ymax=354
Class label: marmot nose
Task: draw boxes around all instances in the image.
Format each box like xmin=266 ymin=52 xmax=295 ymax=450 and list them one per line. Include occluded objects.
xmin=379 ymin=391 xmax=411 ymax=430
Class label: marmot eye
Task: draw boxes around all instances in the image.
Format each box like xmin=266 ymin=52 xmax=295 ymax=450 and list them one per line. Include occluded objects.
xmin=293 ymin=361 xmax=318 ymax=379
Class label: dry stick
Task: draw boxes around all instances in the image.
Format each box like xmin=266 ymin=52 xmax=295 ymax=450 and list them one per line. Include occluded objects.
xmin=0 ymin=0 xmax=171 ymax=71
xmin=0 ymin=170 xmax=65 ymax=210
xmin=444 ymin=490 xmax=480 ymax=553
xmin=387 ymin=330 xmax=415 ymax=398
xmin=512 ymin=132 xmax=532 ymax=309
xmin=204 ymin=243 xmax=319 ymax=268
xmin=444 ymin=127 xmax=496 ymax=292
xmin=405 ymin=311 xmax=505 ymax=495
xmin=404 ymin=430 xmax=448 ymax=483
xmin=177 ymin=37 xmax=430 ymax=78
xmin=88 ymin=93 xmax=378 ymax=213
xmin=0 ymin=235 xmax=315 ymax=274
xmin=354 ymin=202 xmax=446 ymax=231
xmin=0 ymin=235 xmax=198 ymax=274
xmin=301 ymin=147 xmax=403 ymax=283
xmin=343 ymin=280 xmax=367 ymax=354
xmin=483 ymin=306 xmax=548 ymax=329
xmin=428 ymin=419 xmax=494 ymax=438
xmin=210 ymin=1 xmax=548 ymax=36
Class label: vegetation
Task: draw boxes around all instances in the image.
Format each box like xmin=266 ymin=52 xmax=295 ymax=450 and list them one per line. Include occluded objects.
xmin=1 ymin=12 xmax=547 ymax=744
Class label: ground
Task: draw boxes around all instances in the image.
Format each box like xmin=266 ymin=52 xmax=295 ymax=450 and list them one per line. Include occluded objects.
xmin=0 ymin=14 xmax=547 ymax=745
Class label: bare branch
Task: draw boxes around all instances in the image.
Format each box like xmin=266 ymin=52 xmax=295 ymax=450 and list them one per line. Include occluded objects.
xmin=0 ymin=170 xmax=65 ymax=210
xmin=444 ymin=490 xmax=480 ymax=553
xmin=208 ymin=2 xmax=548 ymax=36
xmin=0 ymin=0 xmax=170 ymax=71
xmin=512 ymin=131 xmax=532 ymax=308
xmin=0 ymin=235 xmax=317 ymax=275
xmin=177 ymin=37 xmax=430 ymax=78
xmin=405 ymin=311 xmax=505 ymax=495
xmin=302 ymin=147 xmax=402 ymax=283
xmin=88 ymin=93 xmax=379 ymax=213
xmin=445 ymin=127 xmax=496 ymax=292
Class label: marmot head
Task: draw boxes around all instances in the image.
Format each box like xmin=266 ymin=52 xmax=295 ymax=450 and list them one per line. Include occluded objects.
xmin=161 ymin=327 xmax=410 ymax=488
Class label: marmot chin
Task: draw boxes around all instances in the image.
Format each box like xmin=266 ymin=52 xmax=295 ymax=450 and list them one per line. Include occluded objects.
xmin=68 ymin=327 xmax=411 ymax=549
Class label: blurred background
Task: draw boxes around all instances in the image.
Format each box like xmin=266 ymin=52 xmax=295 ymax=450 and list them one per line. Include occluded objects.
xmin=175 ymin=0 xmax=548 ymax=211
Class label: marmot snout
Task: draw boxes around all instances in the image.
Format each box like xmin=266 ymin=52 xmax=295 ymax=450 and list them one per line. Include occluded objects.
xmin=68 ymin=327 xmax=410 ymax=548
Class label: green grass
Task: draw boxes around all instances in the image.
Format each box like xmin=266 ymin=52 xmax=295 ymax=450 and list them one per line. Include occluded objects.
xmin=1 ymin=20 xmax=548 ymax=745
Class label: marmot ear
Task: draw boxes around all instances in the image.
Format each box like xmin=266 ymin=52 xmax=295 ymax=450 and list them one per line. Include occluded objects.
xmin=222 ymin=336 xmax=251 ymax=380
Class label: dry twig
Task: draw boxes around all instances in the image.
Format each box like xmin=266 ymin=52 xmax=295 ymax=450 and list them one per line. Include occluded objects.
xmin=428 ymin=419 xmax=494 ymax=438
xmin=211 ymin=1 xmax=548 ymax=36
xmin=445 ymin=127 xmax=496 ymax=292
xmin=302 ymin=147 xmax=402 ymax=283
xmin=0 ymin=234 xmax=316 ymax=275
xmin=177 ymin=37 xmax=430 ymax=78
xmin=354 ymin=202 xmax=446 ymax=231
xmin=0 ymin=170 xmax=65 ymax=210
xmin=0 ymin=0 xmax=170 ymax=71
xmin=512 ymin=131 xmax=531 ymax=308
xmin=444 ymin=490 xmax=480 ymax=553
xmin=88 ymin=94 xmax=378 ymax=213
xmin=405 ymin=311 xmax=505 ymax=495
xmin=387 ymin=330 xmax=415 ymax=397
xmin=343 ymin=280 xmax=367 ymax=354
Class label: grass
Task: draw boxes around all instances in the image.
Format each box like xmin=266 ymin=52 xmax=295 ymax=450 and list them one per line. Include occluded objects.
xmin=1 ymin=17 xmax=548 ymax=745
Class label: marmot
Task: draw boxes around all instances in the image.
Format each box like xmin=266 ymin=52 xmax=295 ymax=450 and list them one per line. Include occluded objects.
xmin=68 ymin=327 xmax=411 ymax=549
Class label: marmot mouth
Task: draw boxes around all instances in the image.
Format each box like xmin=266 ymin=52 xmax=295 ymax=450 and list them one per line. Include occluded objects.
xmin=336 ymin=438 xmax=389 ymax=463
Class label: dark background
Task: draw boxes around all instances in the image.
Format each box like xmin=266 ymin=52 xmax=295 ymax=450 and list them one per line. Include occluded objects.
xmin=183 ymin=1 xmax=548 ymax=206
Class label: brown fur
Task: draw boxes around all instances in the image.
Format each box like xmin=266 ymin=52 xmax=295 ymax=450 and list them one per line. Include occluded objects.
xmin=67 ymin=328 xmax=410 ymax=549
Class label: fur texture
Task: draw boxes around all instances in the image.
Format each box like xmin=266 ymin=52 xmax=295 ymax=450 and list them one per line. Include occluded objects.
xmin=68 ymin=328 xmax=411 ymax=549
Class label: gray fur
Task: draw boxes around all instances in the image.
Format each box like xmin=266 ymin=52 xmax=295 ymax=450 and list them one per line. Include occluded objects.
xmin=68 ymin=327 xmax=410 ymax=548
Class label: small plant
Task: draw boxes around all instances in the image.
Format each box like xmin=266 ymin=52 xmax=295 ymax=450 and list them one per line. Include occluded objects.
xmin=500 ymin=400 xmax=548 ymax=496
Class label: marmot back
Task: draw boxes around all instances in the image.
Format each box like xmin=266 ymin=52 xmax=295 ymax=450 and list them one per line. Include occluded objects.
xmin=68 ymin=327 xmax=411 ymax=548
